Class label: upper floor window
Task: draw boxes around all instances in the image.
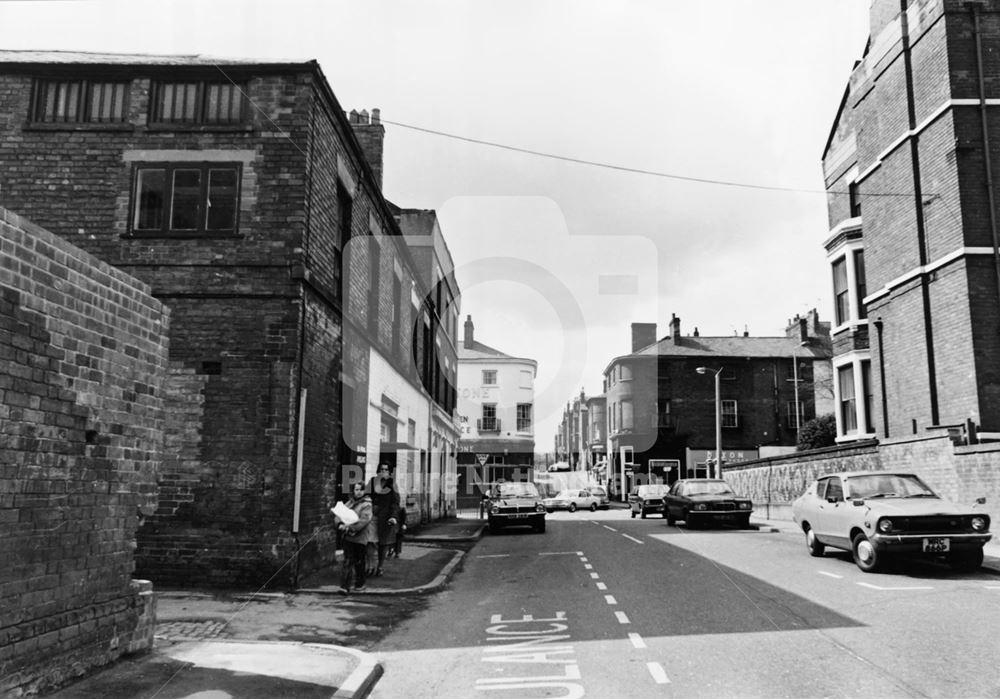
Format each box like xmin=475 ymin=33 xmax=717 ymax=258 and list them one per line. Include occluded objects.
xmin=150 ymin=81 xmax=245 ymax=124
xmin=849 ymin=182 xmax=862 ymax=218
xmin=620 ymin=364 xmax=633 ymax=381
xmin=833 ymin=257 xmax=850 ymax=325
xmin=721 ymin=400 xmax=739 ymax=428
xmin=482 ymin=370 xmax=497 ymax=385
xmin=32 ymin=79 xmax=129 ymax=123
xmin=131 ymin=163 xmax=240 ymax=236
xmin=517 ymin=404 xmax=532 ymax=432
xmin=832 ymin=248 xmax=866 ymax=326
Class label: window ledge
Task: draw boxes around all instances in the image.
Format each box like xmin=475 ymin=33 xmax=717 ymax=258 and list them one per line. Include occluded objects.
xmin=145 ymin=123 xmax=253 ymax=133
xmin=24 ymin=121 xmax=135 ymax=132
xmin=125 ymin=231 xmax=242 ymax=239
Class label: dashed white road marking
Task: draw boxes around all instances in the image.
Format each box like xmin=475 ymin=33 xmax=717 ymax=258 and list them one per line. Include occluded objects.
xmin=477 ymin=554 xmax=510 ymax=559
xmin=615 ymin=611 xmax=630 ymax=624
xmin=623 ymin=534 xmax=644 ymax=544
xmin=603 ymin=525 xmax=618 ymax=532
xmin=857 ymin=582 xmax=934 ymax=591
xmin=647 ymin=662 xmax=670 ymax=684
xmin=589 ymin=573 xmax=600 ymax=579
xmin=604 ymin=595 xmax=617 ymax=605
xmin=539 ymin=551 xmax=583 ymax=556
xmin=580 ymin=557 xmax=589 ymax=562
xmin=584 ymin=563 xmax=593 ymax=570
xmin=818 ymin=571 xmax=843 ymax=579
xmin=628 ymin=633 xmax=646 ymax=649
xmin=596 ymin=582 xmax=607 ymax=591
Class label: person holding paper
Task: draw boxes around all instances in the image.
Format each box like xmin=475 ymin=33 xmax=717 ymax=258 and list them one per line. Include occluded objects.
xmin=334 ymin=481 xmax=372 ymax=594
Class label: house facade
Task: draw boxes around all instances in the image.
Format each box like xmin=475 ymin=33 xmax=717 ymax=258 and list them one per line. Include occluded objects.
xmin=603 ymin=314 xmax=832 ymax=494
xmin=455 ymin=315 xmax=536 ymax=506
xmin=0 ymin=51 xmax=457 ymax=587
xmin=822 ymin=0 xmax=1000 ymax=444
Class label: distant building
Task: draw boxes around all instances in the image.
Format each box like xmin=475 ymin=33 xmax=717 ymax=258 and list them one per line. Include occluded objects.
xmin=456 ymin=315 xmax=537 ymax=505
xmin=821 ymin=0 xmax=1000 ymax=445
xmin=603 ymin=313 xmax=832 ymax=494
xmin=553 ymin=390 xmax=607 ymax=480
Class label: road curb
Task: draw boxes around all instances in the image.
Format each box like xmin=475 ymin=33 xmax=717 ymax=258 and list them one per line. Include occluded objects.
xmin=298 ymin=550 xmax=467 ymax=597
xmin=408 ymin=526 xmax=486 ymax=543
xmin=319 ymin=644 xmax=384 ymax=699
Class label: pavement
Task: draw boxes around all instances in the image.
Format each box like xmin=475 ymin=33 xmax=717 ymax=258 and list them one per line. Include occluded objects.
xmin=46 ymin=516 xmax=486 ymax=699
xmin=44 ymin=509 xmax=1000 ymax=698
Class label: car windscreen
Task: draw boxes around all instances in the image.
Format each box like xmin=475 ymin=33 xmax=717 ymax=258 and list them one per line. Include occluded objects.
xmin=638 ymin=485 xmax=667 ymax=496
xmin=495 ymin=483 xmax=540 ymax=498
xmin=846 ymin=474 xmax=936 ymax=499
xmin=685 ymin=481 xmax=735 ymax=496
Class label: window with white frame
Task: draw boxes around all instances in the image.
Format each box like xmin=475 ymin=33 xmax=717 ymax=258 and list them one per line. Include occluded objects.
xmin=517 ymin=404 xmax=532 ymax=432
xmin=621 ymin=399 xmax=633 ymax=430
xmin=832 ymin=247 xmax=867 ymax=326
xmin=838 ymin=365 xmax=858 ymax=433
xmin=721 ymin=400 xmax=739 ymax=428
xmin=482 ymin=369 xmax=497 ymax=385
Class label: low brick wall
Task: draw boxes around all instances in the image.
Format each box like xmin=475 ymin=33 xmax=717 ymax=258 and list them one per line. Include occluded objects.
xmin=0 ymin=209 xmax=167 ymax=696
xmin=724 ymin=436 xmax=1000 ymax=528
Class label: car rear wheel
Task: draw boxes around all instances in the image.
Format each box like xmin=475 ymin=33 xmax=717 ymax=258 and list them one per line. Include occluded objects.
xmin=947 ymin=547 xmax=983 ymax=572
xmin=589 ymin=502 xmax=597 ymax=512
xmin=569 ymin=503 xmax=577 ymax=513
xmin=805 ymin=526 xmax=825 ymax=557
xmin=852 ymin=532 xmax=884 ymax=572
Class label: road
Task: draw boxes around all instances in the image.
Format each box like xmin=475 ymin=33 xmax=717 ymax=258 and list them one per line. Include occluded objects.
xmin=371 ymin=509 xmax=1000 ymax=698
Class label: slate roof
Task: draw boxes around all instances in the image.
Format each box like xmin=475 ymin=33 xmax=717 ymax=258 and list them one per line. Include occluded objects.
xmin=0 ymin=50 xmax=308 ymax=67
xmin=458 ymin=340 xmax=516 ymax=361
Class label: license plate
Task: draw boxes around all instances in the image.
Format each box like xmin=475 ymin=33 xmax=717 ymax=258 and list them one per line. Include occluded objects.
xmin=923 ymin=537 xmax=950 ymax=553
xmin=508 ymin=513 xmax=529 ymax=519
xmin=717 ymin=514 xmax=734 ymax=520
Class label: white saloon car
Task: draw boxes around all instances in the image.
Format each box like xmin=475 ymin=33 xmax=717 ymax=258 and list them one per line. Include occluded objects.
xmin=543 ymin=489 xmax=601 ymax=513
xmin=792 ymin=470 xmax=990 ymax=573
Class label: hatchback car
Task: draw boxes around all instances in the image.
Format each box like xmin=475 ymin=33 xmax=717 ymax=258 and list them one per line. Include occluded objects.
xmin=791 ymin=470 xmax=991 ymax=572
xmin=544 ymin=489 xmax=600 ymax=513
xmin=629 ymin=484 xmax=669 ymax=518
xmin=664 ymin=479 xmax=753 ymax=528
xmin=586 ymin=486 xmax=610 ymax=510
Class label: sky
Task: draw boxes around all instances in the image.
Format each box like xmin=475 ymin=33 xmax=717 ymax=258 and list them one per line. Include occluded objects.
xmin=1 ymin=0 xmax=872 ymax=450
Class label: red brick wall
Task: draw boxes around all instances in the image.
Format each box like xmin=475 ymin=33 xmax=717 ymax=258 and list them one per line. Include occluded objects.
xmin=0 ymin=208 xmax=166 ymax=695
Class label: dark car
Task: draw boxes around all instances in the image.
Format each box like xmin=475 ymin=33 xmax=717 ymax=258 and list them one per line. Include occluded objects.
xmin=484 ymin=481 xmax=546 ymax=534
xmin=629 ymin=484 xmax=669 ymax=519
xmin=792 ymin=470 xmax=991 ymax=572
xmin=664 ymin=478 xmax=753 ymax=528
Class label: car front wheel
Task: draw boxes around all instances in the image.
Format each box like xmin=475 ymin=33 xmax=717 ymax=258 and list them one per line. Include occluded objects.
xmin=805 ymin=526 xmax=825 ymax=557
xmin=569 ymin=503 xmax=577 ymax=513
xmin=852 ymin=532 xmax=884 ymax=572
xmin=947 ymin=547 xmax=983 ymax=572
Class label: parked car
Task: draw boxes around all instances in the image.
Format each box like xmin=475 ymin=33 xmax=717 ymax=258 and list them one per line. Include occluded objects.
xmin=544 ymin=489 xmax=601 ymax=513
xmin=586 ymin=486 xmax=610 ymax=510
xmin=629 ymin=484 xmax=669 ymax=518
xmin=484 ymin=481 xmax=546 ymax=534
xmin=791 ymin=470 xmax=991 ymax=573
xmin=664 ymin=479 xmax=753 ymax=528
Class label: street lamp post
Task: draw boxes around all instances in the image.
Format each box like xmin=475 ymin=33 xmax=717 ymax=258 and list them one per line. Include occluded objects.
xmin=696 ymin=366 xmax=723 ymax=479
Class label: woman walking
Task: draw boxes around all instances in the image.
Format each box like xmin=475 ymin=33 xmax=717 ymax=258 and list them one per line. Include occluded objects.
xmin=368 ymin=463 xmax=400 ymax=577
xmin=335 ymin=481 xmax=372 ymax=594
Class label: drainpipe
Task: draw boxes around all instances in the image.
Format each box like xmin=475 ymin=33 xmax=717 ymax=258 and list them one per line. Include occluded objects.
xmin=900 ymin=0 xmax=940 ymax=426
xmin=970 ymin=3 xmax=1000 ymax=315
xmin=874 ymin=318 xmax=889 ymax=438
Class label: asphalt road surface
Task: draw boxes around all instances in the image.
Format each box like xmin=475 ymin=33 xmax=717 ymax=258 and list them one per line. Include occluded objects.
xmin=371 ymin=509 xmax=1000 ymax=698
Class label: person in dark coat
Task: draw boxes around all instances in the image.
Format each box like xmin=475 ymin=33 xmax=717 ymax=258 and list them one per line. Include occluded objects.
xmin=335 ymin=481 xmax=373 ymax=594
xmin=368 ymin=463 xmax=400 ymax=577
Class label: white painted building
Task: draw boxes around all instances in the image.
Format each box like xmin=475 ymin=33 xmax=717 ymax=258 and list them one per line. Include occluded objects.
xmin=456 ymin=316 xmax=537 ymax=505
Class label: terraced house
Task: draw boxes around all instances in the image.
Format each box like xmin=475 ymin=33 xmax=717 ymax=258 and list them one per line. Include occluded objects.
xmin=0 ymin=51 xmax=460 ymax=588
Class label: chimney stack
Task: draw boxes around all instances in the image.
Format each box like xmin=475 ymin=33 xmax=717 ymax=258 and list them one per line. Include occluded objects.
xmin=348 ymin=107 xmax=385 ymax=191
xmin=464 ymin=315 xmax=475 ymax=349
xmin=670 ymin=314 xmax=681 ymax=344
xmin=630 ymin=323 xmax=657 ymax=352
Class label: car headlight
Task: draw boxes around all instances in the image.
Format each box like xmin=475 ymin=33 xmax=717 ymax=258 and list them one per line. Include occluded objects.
xmin=971 ymin=516 xmax=988 ymax=531
xmin=877 ymin=518 xmax=893 ymax=533
xmin=490 ymin=505 xmax=500 ymax=515
xmin=738 ymin=502 xmax=751 ymax=510
xmin=536 ymin=504 xmax=546 ymax=513
xmin=694 ymin=503 xmax=707 ymax=511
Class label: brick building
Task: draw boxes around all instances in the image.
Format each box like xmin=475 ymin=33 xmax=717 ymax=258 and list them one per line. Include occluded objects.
xmin=1 ymin=209 xmax=163 ymax=695
xmin=822 ymin=0 xmax=1000 ymax=444
xmin=0 ymin=51 xmax=457 ymax=588
xmin=602 ymin=313 xmax=832 ymax=494
xmin=553 ymin=390 xmax=607 ymax=480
